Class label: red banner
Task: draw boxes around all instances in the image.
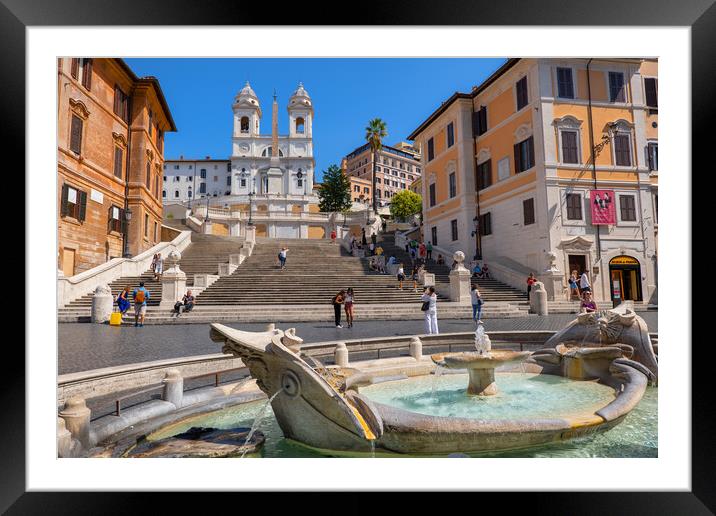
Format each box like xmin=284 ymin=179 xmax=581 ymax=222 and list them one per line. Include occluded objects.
xmin=590 ymin=189 xmax=616 ymax=225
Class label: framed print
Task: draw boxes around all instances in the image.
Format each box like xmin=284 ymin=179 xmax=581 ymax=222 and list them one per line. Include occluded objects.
xmin=6 ymin=0 xmax=711 ymax=512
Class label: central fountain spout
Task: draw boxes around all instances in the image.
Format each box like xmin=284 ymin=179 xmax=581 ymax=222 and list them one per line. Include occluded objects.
xmin=432 ymin=324 xmax=531 ymax=396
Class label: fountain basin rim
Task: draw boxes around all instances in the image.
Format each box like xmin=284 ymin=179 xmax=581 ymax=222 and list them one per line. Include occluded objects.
xmin=432 ymin=350 xmax=532 ymax=369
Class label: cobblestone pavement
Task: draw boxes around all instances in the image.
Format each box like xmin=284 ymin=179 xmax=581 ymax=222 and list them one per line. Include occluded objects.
xmin=58 ymin=312 xmax=657 ymax=375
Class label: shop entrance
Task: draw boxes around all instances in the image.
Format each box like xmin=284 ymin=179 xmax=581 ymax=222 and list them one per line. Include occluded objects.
xmin=609 ymin=256 xmax=642 ymax=303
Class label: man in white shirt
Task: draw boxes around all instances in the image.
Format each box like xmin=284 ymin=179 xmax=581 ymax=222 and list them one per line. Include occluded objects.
xmin=579 ymin=271 xmax=591 ymax=294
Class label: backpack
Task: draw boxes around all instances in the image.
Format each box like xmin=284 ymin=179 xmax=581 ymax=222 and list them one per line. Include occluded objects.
xmin=135 ymin=289 xmax=146 ymax=304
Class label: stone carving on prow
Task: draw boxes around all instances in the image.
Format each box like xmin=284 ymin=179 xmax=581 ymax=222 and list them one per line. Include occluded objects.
xmin=281 ymin=328 xmax=303 ymax=354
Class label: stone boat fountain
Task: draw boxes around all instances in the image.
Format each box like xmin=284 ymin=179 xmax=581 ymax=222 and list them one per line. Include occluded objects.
xmin=209 ymin=307 xmax=652 ymax=455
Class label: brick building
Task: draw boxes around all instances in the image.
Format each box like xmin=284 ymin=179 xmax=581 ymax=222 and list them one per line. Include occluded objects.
xmin=57 ymin=58 xmax=176 ymax=276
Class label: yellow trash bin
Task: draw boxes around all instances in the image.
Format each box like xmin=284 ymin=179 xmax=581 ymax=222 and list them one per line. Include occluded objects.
xmin=109 ymin=311 xmax=123 ymax=326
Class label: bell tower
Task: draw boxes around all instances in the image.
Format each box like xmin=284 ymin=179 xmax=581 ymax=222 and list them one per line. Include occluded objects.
xmin=232 ymin=81 xmax=261 ymax=138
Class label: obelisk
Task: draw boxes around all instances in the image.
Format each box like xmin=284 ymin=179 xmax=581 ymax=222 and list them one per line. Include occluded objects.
xmin=267 ymin=89 xmax=283 ymax=193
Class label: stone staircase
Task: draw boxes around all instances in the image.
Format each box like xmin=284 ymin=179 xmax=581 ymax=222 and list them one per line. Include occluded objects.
xmin=194 ymin=237 xmax=446 ymax=305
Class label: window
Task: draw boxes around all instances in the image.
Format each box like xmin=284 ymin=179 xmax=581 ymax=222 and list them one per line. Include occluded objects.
xmin=514 ymin=136 xmax=535 ymax=173
xmin=154 ymin=221 xmax=158 ymax=242
xmin=146 ymin=162 xmax=151 ymax=189
xmin=108 ymin=205 xmax=122 ymax=233
xmin=213 ymin=176 xmax=218 ymax=182
xmin=157 ymin=130 xmax=163 ymax=153
xmin=516 ymin=76 xmax=528 ymax=110
xmin=240 ymin=178 xmax=246 ymax=187
xmin=476 ymin=160 xmax=492 ymax=191
xmin=429 ymin=183 xmax=436 ymax=207
xmin=80 ymin=58 xmax=92 ymax=90
xmin=614 ymin=134 xmax=632 ymax=167
xmin=376 ymin=189 xmax=381 ymax=198
xmin=188 ymin=190 xmax=192 ymax=198
xmin=154 ymin=176 xmax=159 ymax=198
xmin=431 ymin=226 xmax=438 ymax=245
xmin=189 ymin=165 xmax=193 ymax=169
xmin=297 ymin=179 xmax=303 ymax=188
xmin=174 ymin=176 xmax=180 ymax=182
xmin=427 ymin=138 xmax=434 ymax=161
xmin=497 ymin=157 xmax=510 ymax=181
xmin=200 ymin=169 xmax=207 ymax=179
xmin=523 ymin=198 xmax=535 ymax=225
xmin=227 ymin=163 xmax=231 ymax=172
xmin=473 ymin=106 xmax=487 ymax=136
xmin=479 ymin=212 xmax=492 ymax=236
xmin=240 ymin=116 xmax=249 ymax=133
xmin=654 ymin=195 xmax=658 ymax=222
xmin=69 ymin=115 xmax=83 ymax=155
xmin=608 ymin=72 xmax=625 ymax=102
xmin=70 ymin=58 xmax=79 ymax=79
xmin=376 ymin=177 xmax=381 ymax=184
xmin=60 ymin=184 xmax=87 ymax=220
xmin=186 ymin=176 xmax=191 ymax=182
xmin=556 ymin=67 xmax=574 ymax=99
xmin=364 ymin=187 xmax=370 ymax=194
xmin=644 ymin=78 xmax=658 ymax=110
xmin=647 ymin=142 xmax=658 ymax=171
xmin=162 ymin=190 xmax=166 ymax=198
xmin=174 ymin=190 xmax=179 ymax=198
xmin=448 ymin=172 xmax=457 ymax=198
xmin=148 ymin=110 xmax=153 ymax=137
xmin=144 ymin=213 xmax=149 ymax=237
xmin=113 ymin=86 xmax=129 ymax=123
xmin=566 ymin=193 xmax=583 ymax=220
xmin=296 ymin=117 xmax=305 ymax=133
xmin=561 ymin=130 xmax=579 ymax=164
xmin=199 ymin=183 xmax=206 ymax=194
xmin=173 ymin=165 xmax=179 ymax=170
xmin=354 ymin=185 xmax=360 ymax=192
xmin=446 ymin=122 xmax=455 ymax=148
xmin=113 ymin=147 xmax=123 ymax=179
xmin=226 ymin=176 xmax=231 ymax=186
xmin=451 ymin=219 xmax=458 ymax=241
xmin=619 ymin=195 xmax=637 ymax=221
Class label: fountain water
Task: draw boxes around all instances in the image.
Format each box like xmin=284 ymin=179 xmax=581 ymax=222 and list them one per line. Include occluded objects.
xmin=240 ymin=390 xmax=281 ymax=458
xmin=474 ymin=323 xmax=491 ymax=355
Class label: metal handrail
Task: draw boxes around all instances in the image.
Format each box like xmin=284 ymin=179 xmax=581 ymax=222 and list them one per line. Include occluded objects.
xmin=112 ymin=383 xmax=164 ymax=417
xmin=184 ymin=366 xmax=247 ymax=388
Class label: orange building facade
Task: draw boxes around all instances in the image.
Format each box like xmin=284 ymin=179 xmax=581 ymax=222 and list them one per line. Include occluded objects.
xmin=57 ymin=58 xmax=176 ymax=276
xmin=410 ymin=58 xmax=658 ymax=304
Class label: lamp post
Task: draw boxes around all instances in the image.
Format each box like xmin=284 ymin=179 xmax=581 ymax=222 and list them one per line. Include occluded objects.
xmin=122 ymin=207 xmax=133 ymax=258
xmin=205 ymin=193 xmax=211 ymax=223
xmin=248 ymin=188 xmax=255 ymax=226
xmin=471 ymin=215 xmax=481 ymax=260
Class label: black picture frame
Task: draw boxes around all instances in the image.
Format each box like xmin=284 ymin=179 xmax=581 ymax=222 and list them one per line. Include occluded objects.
xmin=6 ymin=0 xmax=708 ymax=512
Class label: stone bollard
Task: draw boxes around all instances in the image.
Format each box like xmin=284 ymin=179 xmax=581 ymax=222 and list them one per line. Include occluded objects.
xmin=59 ymin=397 xmax=92 ymax=450
xmin=162 ymin=369 xmax=184 ymax=409
xmin=91 ymin=284 xmax=113 ymax=323
xmin=530 ymin=281 xmax=549 ymax=315
xmin=334 ymin=342 xmax=349 ymax=367
xmin=265 ymin=323 xmax=275 ymax=331
xmin=448 ymin=251 xmax=471 ymax=304
xmin=57 ymin=417 xmax=74 ymax=458
xmin=161 ymin=251 xmax=187 ymax=308
xmin=409 ymin=336 xmax=423 ymax=360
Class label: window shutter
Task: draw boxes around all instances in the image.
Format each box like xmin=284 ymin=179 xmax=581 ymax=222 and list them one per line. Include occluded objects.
xmin=562 ymin=131 xmax=578 ymax=163
xmin=78 ymin=190 xmax=87 ymax=221
xmin=480 ymin=107 xmax=487 ymax=135
xmin=114 ymin=147 xmax=123 ymax=178
xmin=107 ymin=205 xmax=113 ymax=232
xmin=514 ymin=143 xmax=521 ymax=173
xmin=70 ymin=116 xmax=82 ymax=155
xmin=644 ymin=78 xmax=658 ymax=108
xmin=82 ymin=58 xmax=93 ymax=90
xmin=60 ymin=184 xmax=69 ymax=217
xmin=70 ymin=58 xmax=79 ymax=79
xmin=472 ymin=111 xmax=480 ymax=135
xmin=527 ymin=136 xmax=535 ymax=169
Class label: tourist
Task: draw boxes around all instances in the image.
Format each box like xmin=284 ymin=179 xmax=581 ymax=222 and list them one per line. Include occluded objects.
xmin=278 ymin=247 xmax=289 ymax=270
xmin=376 ymin=256 xmax=387 ymax=274
xmin=375 ymin=245 xmax=384 ymax=256
xmin=371 ymin=233 xmax=377 ymax=245
xmin=330 ymin=229 xmax=337 ymax=243
xmin=182 ymin=289 xmax=195 ymax=313
xmin=397 ymin=264 xmax=406 ymax=290
xmin=436 ymin=254 xmax=445 ymax=266
xmin=350 ymin=235 xmax=356 ymax=251
xmin=411 ymin=264 xmax=420 ymax=292
xmin=579 ymin=270 xmax=591 ymax=294
xmin=344 ymin=287 xmax=355 ymax=328
xmin=426 ymin=241 xmax=433 ymax=261
xmin=361 ymin=228 xmax=367 ymax=247
xmin=153 ymin=253 xmax=163 ymax=281
xmin=471 ymin=284 xmax=483 ymax=323
xmin=421 ymin=286 xmax=439 ymax=334
xmin=332 ymin=289 xmax=345 ymax=328
xmin=369 ymin=242 xmax=375 ymax=256
xmin=482 ymin=263 xmax=490 ymax=278
xmin=472 ymin=262 xmax=482 ymax=278
xmin=526 ymin=272 xmax=537 ymax=300
xmin=387 ymin=255 xmax=396 ymax=266
xmin=150 ymin=253 xmax=158 ymax=275
xmin=116 ymin=286 xmax=131 ymax=315
xmin=409 ymin=245 xmax=417 ymax=264
xmin=580 ymin=291 xmax=598 ymax=313
xmin=132 ymin=281 xmax=150 ymax=327
xmin=419 ymin=242 xmax=427 ymax=261
xmin=568 ymin=270 xmax=580 ymax=300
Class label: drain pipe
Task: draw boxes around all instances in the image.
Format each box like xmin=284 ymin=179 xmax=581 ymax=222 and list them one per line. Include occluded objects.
xmin=122 ymin=92 xmax=134 ymax=258
xmin=586 ymin=59 xmax=602 ymax=267
xmin=470 ymin=99 xmax=482 ymax=261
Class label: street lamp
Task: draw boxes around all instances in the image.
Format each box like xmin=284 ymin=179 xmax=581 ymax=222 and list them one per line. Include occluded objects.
xmin=248 ymin=187 xmax=255 ymax=227
xmin=471 ymin=215 xmax=481 ymax=260
xmin=205 ymin=193 xmax=211 ymax=223
xmin=122 ymin=207 xmax=133 ymax=258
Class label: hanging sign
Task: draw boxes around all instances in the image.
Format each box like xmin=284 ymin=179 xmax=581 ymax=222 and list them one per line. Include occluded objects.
xmin=590 ymin=189 xmax=616 ymax=225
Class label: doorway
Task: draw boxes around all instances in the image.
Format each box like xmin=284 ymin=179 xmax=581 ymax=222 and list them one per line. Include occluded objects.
xmin=609 ymin=256 xmax=642 ymax=302
xmin=62 ymin=248 xmax=76 ymax=277
xmin=567 ymin=254 xmax=587 ymax=276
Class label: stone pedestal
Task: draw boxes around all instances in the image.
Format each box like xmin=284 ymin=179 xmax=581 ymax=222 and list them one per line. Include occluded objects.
xmin=422 ymin=272 xmax=435 ymax=287
xmin=162 ymin=369 xmax=184 ymax=409
xmin=229 ymin=253 xmax=243 ymax=267
xmin=202 ymin=221 xmax=213 ymax=234
xmin=245 ymin=225 xmax=256 ymax=244
xmin=448 ymin=251 xmax=471 ymax=304
xmin=539 ymin=270 xmax=565 ymax=301
xmin=409 ymin=336 xmax=423 ymax=360
xmin=160 ymin=251 xmax=187 ymax=308
xmin=467 ymin=368 xmax=498 ymax=396
xmin=59 ymin=397 xmax=92 ymax=449
xmin=91 ymin=284 xmax=113 ymax=323
xmin=229 ymin=220 xmax=241 ymax=237
xmin=530 ymin=281 xmax=549 ymax=315
xmin=334 ymin=342 xmax=349 ymax=367
xmin=57 ymin=417 xmax=74 ymax=458
xmin=218 ymin=262 xmax=237 ymax=276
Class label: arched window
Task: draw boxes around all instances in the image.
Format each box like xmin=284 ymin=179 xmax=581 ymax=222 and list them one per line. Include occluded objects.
xmin=188 ymin=190 xmax=192 ymax=198
xmin=240 ymin=116 xmax=249 ymax=133
xmin=162 ymin=190 xmax=166 ymax=198
xmin=174 ymin=190 xmax=179 ymax=198
xmin=295 ymin=117 xmax=305 ymax=134
xmin=261 ymin=147 xmax=284 ymax=157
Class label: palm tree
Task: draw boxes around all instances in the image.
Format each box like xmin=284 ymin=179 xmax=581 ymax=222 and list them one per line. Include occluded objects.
xmin=365 ymin=118 xmax=387 ymax=216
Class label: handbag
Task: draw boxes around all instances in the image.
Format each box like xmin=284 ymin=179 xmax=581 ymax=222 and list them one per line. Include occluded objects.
xmin=421 ymin=301 xmax=430 ymax=311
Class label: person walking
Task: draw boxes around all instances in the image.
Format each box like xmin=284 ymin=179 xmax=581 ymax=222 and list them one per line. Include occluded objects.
xmin=332 ymin=290 xmax=346 ymax=328
xmin=278 ymin=247 xmax=289 ymax=270
xmin=568 ymin=270 xmax=580 ymax=300
xmin=411 ymin=264 xmax=420 ymax=292
xmin=330 ymin=229 xmax=337 ymax=244
xmin=471 ymin=284 xmax=483 ymax=323
xmin=526 ymin=272 xmax=537 ymax=300
xmin=344 ymin=287 xmax=355 ymax=328
xmin=371 ymin=232 xmax=377 ymax=246
xmin=426 ymin=241 xmax=433 ymax=261
xmin=397 ymin=264 xmax=406 ymax=290
xmin=369 ymin=242 xmax=375 ymax=256
xmin=150 ymin=253 xmax=158 ymax=275
xmin=116 ymin=286 xmax=131 ymax=315
xmin=132 ymin=281 xmax=150 ymax=327
xmin=421 ymin=286 xmax=439 ymax=334
xmin=153 ymin=253 xmax=163 ymax=281
xmin=580 ymin=291 xmax=598 ymax=313
xmin=361 ymin=228 xmax=367 ymax=247
xmin=579 ymin=270 xmax=591 ymax=294
xmin=418 ymin=242 xmax=426 ymax=261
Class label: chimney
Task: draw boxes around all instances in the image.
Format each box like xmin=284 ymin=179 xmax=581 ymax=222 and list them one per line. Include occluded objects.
xmin=179 ymin=154 xmax=184 ymax=160
xmin=205 ymin=155 xmax=211 ymax=159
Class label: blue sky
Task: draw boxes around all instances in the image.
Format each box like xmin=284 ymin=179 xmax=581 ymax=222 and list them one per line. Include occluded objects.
xmin=125 ymin=58 xmax=506 ymax=182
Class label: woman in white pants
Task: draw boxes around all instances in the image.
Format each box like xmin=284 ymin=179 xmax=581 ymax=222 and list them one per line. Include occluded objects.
xmin=421 ymin=286 xmax=439 ymax=335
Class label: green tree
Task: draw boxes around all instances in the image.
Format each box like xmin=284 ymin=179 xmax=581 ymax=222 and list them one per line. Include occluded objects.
xmin=318 ymin=164 xmax=352 ymax=213
xmin=365 ymin=118 xmax=387 ymax=214
xmin=389 ymin=189 xmax=423 ymax=220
